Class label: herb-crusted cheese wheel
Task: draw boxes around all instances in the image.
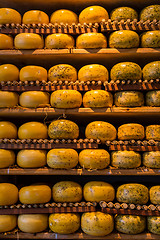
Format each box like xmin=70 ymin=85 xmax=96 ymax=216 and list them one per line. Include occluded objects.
xmin=85 ymin=121 xmax=116 ymax=143
xmin=19 ymin=91 xmax=50 ymax=108
xmin=22 ymin=10 xmax=49 ymax=24
xmin=114 ymin=91 xmax=144 ymax=107
xmin=143 ymin=151 xmax=160 ymax=168
xmin=148 ymin=216 xmax=160 ymax=235
xmin=0 ymin=149 xmax=15 ymax=168
xmin=111 ymin=151 xmax=141 ymax=169
xmin=48 ymin=64 xmax=77 ymax=82
xmin=81 ymin=212 xmax=114 ymax=236
xmin=143 ymin=61 xmax=160 ymax=80
xmin=146 ymin=125 xmax=160 ymax=141
xmin=0 ymin=121 xmax=17 ymax=139
xmin=115 ymin=215 xmax=146 ymax=234
xmin=141 ymin=31 xmax=160 ymax=48
xmin=116 ymin=183 xmax=149 ymax=204
xmin=83 ymin=181 xmax=115 ymax=202
xmin=50 ymin=10 xmax=78 ymax=24
xmin=83 ymin=90 xmax=113 ymax=108
xmin=0 ymin=34 xmax=13 ymax=49
xmin=79 ymin=149 xmax=110 ymax=169
xmin=0 ymin=183 xmax=18 ymax=205
xmin=48 ymin=120 xmax=79 ymax=139
xmin=18 ymin=214 xmax=48 ymax=233
xmin=52 ymin=181 xmax=82 ymax=202
xmin=140 ymin=5 xmax=160 ymax=21
xmin=14 ymin=33 xmax=44 ymax=49
xmin=0 ymin=64 xmax=19 ymax=82
xmin=146 ymin=91 xmax=160 ymax=106
xmin=20 ymin=66 xmax=47 ymax=82
xmin=47 ymin=149 xmax=78 ymax=169
xmin=0 ymin=8 xmax=21 ymax=24
xmin=0 ymin=215 xmax=17 ymax=233
xmin=50 ymin=90 xmax=82 ymax=108
xmin=76 ymin=33 xmax=107 ymax=49
xmin=109 ymin=30 xmax=139 ymax=48
xmin=45 ymin=34 xmax=74 ymax=49
xmin=18 ymin=122 xmax=48 ymax=139
xmin=118 ymin=123 xmax=145 ymax=140
xmin=0 ymin=91 xmax=19 ymax=108
xmin=110 ymin=7 xmax=138 ymax=21
xmin=150 ymin=186 xmax=160 ymax=204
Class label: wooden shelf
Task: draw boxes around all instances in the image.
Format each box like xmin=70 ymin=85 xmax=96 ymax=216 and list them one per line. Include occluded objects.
xmin=72 ymin=48 xmax=160 ymax=54
xmin=109 ymin=145 xmax=160 ymax=151
xmin=105 ymin=82 xmax=160 ymax=91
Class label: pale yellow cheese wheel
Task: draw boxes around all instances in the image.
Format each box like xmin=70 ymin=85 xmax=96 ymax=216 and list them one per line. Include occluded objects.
xmin=22 ymin=10 xmax=49 ymax=24
xmin=0 ymin=34 xmax=13 ymax=49
xmin=18 ymin=122 xmax=48 ymax=139
xmin=19 ymin=91 xmax=50 ymax=108
xmin=14 ymin=33 xmax=44 ymax=49
xmin=76 ymin=33 xmax=107 ymax=49
xmin=118 ymin=123 xmax=145 ymax=140
xmin=0 ymin=91 xmax=19 ymax=107
xmin=83 ymin=181 xmax=115 ymax=202
xmin=148 ymin=216 xmax=160 ymax=235
xmin=0 ymin=8 xmax=21 ymax=24
xmin=150 ymin=186 xmax=160 ymax=204
xmin=0 ymin=149 xmax=15 ymax=168
xmin=45 ymin=34 xmax=74 ymax=49
xmin=50 ymin=10 xmax=78 ymax=24
xmin=0 ymin=64 xmax=19 ymax=82
xmin=19 ymin=66 xmax=47 ymax=82
xmin=0 ymin=215 xmax=17 ymax=233
xmin=146 ymin=91 xmax=160 ymax=106
xmin=143 ymin=151 xmax=160 ymax=168
xmin=146 ymin=125 xmax=160 ymax=141
xmin=0 ymin=121 xmax=17 ymax=139
xmin=48 ymin=64 xmax=77 ymax=82
xmin=114 ymin=91 xmax=144 ymax=107
xmin=0 ymin=183 xmax=18 ymax=205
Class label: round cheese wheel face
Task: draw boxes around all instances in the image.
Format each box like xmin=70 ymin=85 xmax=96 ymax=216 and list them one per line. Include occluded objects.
xmin=146 ymin=125 xmax=160 ymax=141
xmin=0 ymin=149 xmax=15 ymax=168
xmin=0 ymin=121 xmax=17 ymax=139
xmin=118 ymin=123 xmax=145 ymax=140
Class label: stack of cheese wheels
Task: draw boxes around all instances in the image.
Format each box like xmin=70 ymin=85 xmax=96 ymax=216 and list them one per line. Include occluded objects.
xmin=18 ymin=122 xmax=48 ymax=139
xmin=0 ymin=34 xmax=13 ymax=49
xmin=0 ymin=121 xmax=17 ymax=139
xmin=14 ymin=33 xmax=44 ymax=49
xmin=48 ymin=64 xmax=77 ymax=82
xmin=76 ymin=33 xmax=107 ymax=48
xmin=19 ymin=91 xmax=50 ymax=108
xmin=141 ymin=31 xmax=160 ymax=48
xmin=140 ymin=5 xmax=160 ymax=21
xmin=22 ymin=10 xmax=49 ymax=24
xmin=118 ymin=123 xmax=145 ymax=140
xmin=146 ymin=125 xmax=160 ymax=141
xmin=0 ymin=183 xmax=18 ymax=206
xmin=111 ymin=151 xmax=141 ymax=168
xmin=110 ymin=7 xmax=138 ymax=21
xmin=0 ymin=149 xmax=15 ymax=168
xmin=0 ymin=215 xmax=17 ymax=233
xmin=50 ymin=10 xmax=78 ymax=24
xmin=143 ymin=151 xmax=160 ymax=168
xmin=45 ymin=33 xmax=74 ymax=49
xmin=0 ymin=8 xmax=21 ymax=24
xmin=20 ymin=65 xmax=47 ymax=82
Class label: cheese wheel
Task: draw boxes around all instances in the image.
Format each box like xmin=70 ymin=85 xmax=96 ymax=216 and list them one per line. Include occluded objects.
xmin=14 ymin=33 xmax=44 ymax=49
xmin=48 ymin=64 xmax=77 ymax=82
xmin=20 ymin=66 xmax=47 ymax=82
xmin=143 ymin=61 xmax=160 ymax=80
xmin=143 ymin=151 xmax=160 ymax=168
xmin=18 ymin=122 xmax=48 ymax=139
xmin=47 ymin=149 xmax=78 ymax=169
xmin=0 ymin=8 xmax=21 ymax=24
xmin=49 ymin=213 xmax=80 ymax=234
xmin=18 ymin=214 xmax=48 ymax=233
xmin=78 ymin=64 xmax=109 ymax=82
xmin=81 ymin=212 xmax=114 ymax=236
xmin=48 ymin=120 xmax=79 ymax=139
xmin=0 ymin=64 xmax=19 ymax=82
xmin=118 ymin=123 xmax=145 ymax=140
xmin=50 ymin=10 xmax=78 ymax=24
xmin=141 ymin=31 xmax=160 ymax=48
xmin=115 ymin=215 xmax=146 ymax=234
xmin=45 ymin=34 xmax=74 ymax=49
xmin=140 ymin=5 xmax=160 ymax=21
xmin=0 ymin=91 xmax=19 ymax=107
xmin=148 ymin=216 xmax=160 ymax=235
xmin=22 ymin=10 xmax=49 ymax=24
xmin=146 ymin=125 xmax=160 ymax=141
xmin=52 ymin=181 xmax=82 ymax=202
xmin=114 ymin=91 xmax=144 ymax=107
xmin=0 ymin=34 xmax=13 ymax=49
xmin=19 ymin=185 xmax=51 ymax=204
xmin=0 ymin=121 xmax=17 ymax=139
xmin=109 ymin=30 xmax=139 ymax=48
xmin=0 ymin=149 xmax=15 ymax=168
xmin=83 ymin=90 xmax=113 ymax=108
xmin=76 ymin=33 xmax=107 ymax=49
xmin=0 ymin=183 xmax=18 ymax=205
xmin=83 ymin=181 xmax=115 ymax=202
xmin=79 ymin=6 xmax=109 ymax=24
xmin=85 ymin=121 xmax=117 ymax=143
xmin=111 ymin=151 xmax=141 ymax=169
xmin=116 ymin=183 xmax=149 ymax=204
xmin=50 ymin=90 xmax=82 ymax=108
xmin=0 ymin=215 xmax=17 ymax=233
xmin=150 ymin=186 xmax=160 ymax=204
xmin=110 ymin=7 xmax=138 ymax=21
xmin=17 ymin=150 xmax=47 ymax=168
xmin=19 ymin=91 xmax=50 ymax=108
xmin=79 ymin=149 xmax=110 ymax=169
xmin=146 ymin=91 xmax=160 ymax=106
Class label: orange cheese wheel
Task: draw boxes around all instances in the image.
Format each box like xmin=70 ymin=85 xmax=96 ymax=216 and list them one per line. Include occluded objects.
xmin=50 ymin=10 xmax=78 ymax=24
xmin=22 ymin=10 xmax=49 ymax=24
xmin=19 ymin=91 xmax=50 ymax=108
xmin=18 ymin=122 xmax=48 ymax=139
xmin=0 ymin=121 xmax=17 ymax=139
xmin=14 ymin=33 xmax=44 ymax=49
xmin=45 ymin=34 xmax=74 ymax=49
xmin=19 ymin=66 xmax=47 ymax=82
xmin=0 ymin=149 xmax=15 ymax=168
xmin=0 ymin=183 xmax=18 ymax=205
xmin=0 ymin=91 xmax=19 ymax=107
xmin=0 ymin=64 xmax=19 ymax=82
xmin=0 ymin=215 xmax=17 ymax=233
xmin=0 ymin=8 xmax=21 ymax=24
xmin=0 ymin=34 xmax=13 ymax=49
xmin=76 ymin=33 xmax=107 ymax=49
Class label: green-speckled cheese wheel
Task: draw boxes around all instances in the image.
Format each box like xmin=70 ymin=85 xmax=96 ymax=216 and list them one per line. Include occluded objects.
xmin=146 ymin=91 xmax=160 ymax=106
xmin=140 ymin=5 xmax=160 ymax=21
xmin=115 ymin=215 xmax=146 ymax=234
xmin=76 ymin=33 xmax=107 ymax=49
xmin=19 ymin=91 xmax=50 ymax=108
xmin=48 ymin=120 xmax=79 ymax=139
xmin=111 ymin=151 xmax=141 ymax=169
xmin=148 ymin=216 xmax=160 ymax=235
xmin=109 ymin=30 xmax=139 ymax=48
xmin=85 ymin=121 xmax=117 ymax=143
xmin=45 ymin=34 xmax=74 ymax=49
xmin=116 ymin=183 xmax=149 ymax=204
xmin=114 ymin=91 xmax=144 ymax=107
xmin=111 ymin=62 xmax=142 ymax=81
xmin=79 ymin=149 xmax=110 ymax=169
xmin=48 ymin=64 xmax=77 ymax=82
xmin=146 ymin=125 xmax=160 ymax=141
xmin=110 ymin=7 xmax=138 ymax=21
xmin=150 ymin=186 xmax=160 ymax=204
xmin=0 ymin=91 xmax=19 ymax=108
xmin=141 ymin=31 xmax=160 ymax=48
xmin=143 ymin=151 xmax=160 ymax=168
xmin=118 ymin=123 xmax=145 ymax=140
xmin=83 ymin=90 xmax=113 ymax=108
xmin=143 ymin=61 xmax=160 ymax=80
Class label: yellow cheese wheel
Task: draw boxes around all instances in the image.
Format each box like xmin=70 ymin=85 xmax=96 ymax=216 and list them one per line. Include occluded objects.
xmin=0 ymin=34 xmax=13 ymax=49
xmin=0 ymin=121 xmax=17 ymax=139
xmin=48 ymin=120 xmax=79 ymax=139
xmin=148 ymin=216 xmax=160 ymax=235
xmin=146 ymin=91 xmax=160 ymax=106
xmin=0 ymin=215 xmax=17 ymax=233
xmin=83 ymin=181 xmax=115 ymax=202
xmin=14 ymin=33 xmax=44 ymax=49
xmin=79 ymin=149 xmax=110 ymax=169
xmin=17 ymin=150 xmax=47 ymax=168
xmin=19 ymin=91 xmax=50 ymax=108
xmin=79 ymin=6 xmax=109 ymax=24
xmin=0 ymin=91 xmax=19 ymax=107
xmin=85 ymin=121 xmax=117 ymax=143
xmin=19 ymin=65 xmax=47 ymax=82
xmin=140 ymin=5 xmax=160 ymax=21
xmin=0 ymin=64 xmax=19 ymax=82
xmin=19 ymin=185 xmax=51 ymax=204
xmin=48 ymin=64 xmax=77 ymax=82
xmin=143 ymin=61 xmax=160 ymax=80
xmin=52 ymin=181 xmax=82 ymax=202
xmin=49 ymin=213 xmax=80 ymax=234
xmin=50 ymin=90 xmax=82 ymax=108
xmin=143 ymin=151 xmax=160 ymax=168
xmin=110 ymin=7 xmax=138 ymax=21
xmin=150 ymin=186 xmax=160 ymax=204
xmin=118 ymin=123 xmax=145 ymax=140
xmin=45 ymin=34 xmax=74 ymax=49
xmin=18 ymin=214 xmax=48 ymax=233
xmin=47 ymin=149 xmax=78 ymax=169
xmin=78 ymin=64 xmax=109 ymax=82
xmin=146 ymin=125 xmax=160 ymax=141
xmin=50 ymin=10 xmax=78 ymax=24
xmin=0 ymin=149 xmax=15 ymax=168
xmin=0 ymin=183 xmax=18 ymax=205
xmin=141 ymin=31 xmax=160 ymax=48
xmin=22 ymin=10 xmax=49 ymax=24
xmin=114 ymin=91 xmax=144 ymax=107
xmin=0 ymin=8 xmax=21 ymax=24
xmin=18 ymin=122 xmax=48 ymax=139
xmin=76 ymin=33 xmax=107 ymax=49
xmin=81 ymin=212 xmax=114 ymax=236
xmin=83 ymin=90 xmax=113 ymax=108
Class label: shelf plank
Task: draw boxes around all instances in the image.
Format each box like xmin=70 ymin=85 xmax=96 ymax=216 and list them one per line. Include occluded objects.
xmin=72 ymin=48 xmax=160 ymax=54
xmin=101 ymin=208 xmax=160 ymax=216
xmin=109 ymin=145 xmax=160 ymax=151
xmin=0 ymin=49 xmax=70 ymax=55
xmin=105 ymin=82 xmax=160 ymax=91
